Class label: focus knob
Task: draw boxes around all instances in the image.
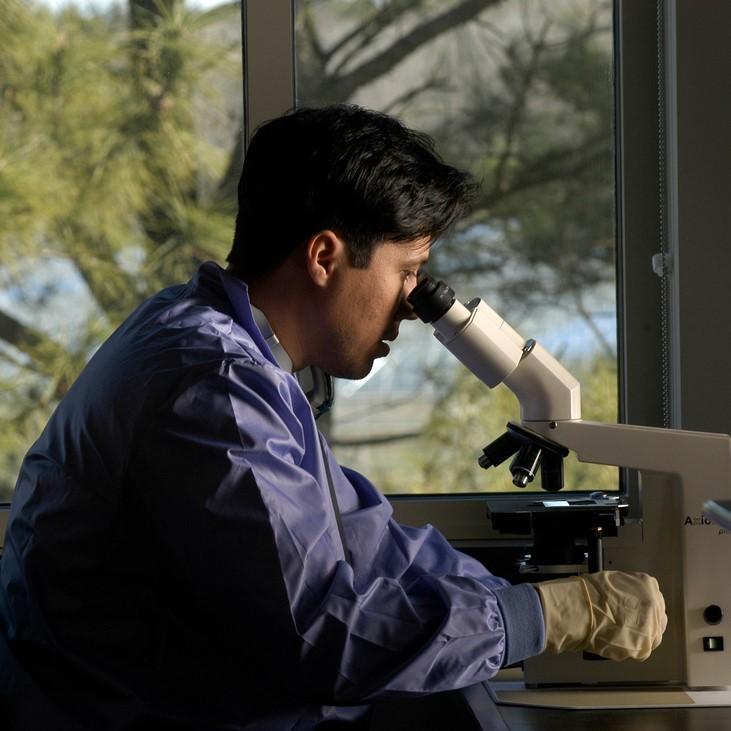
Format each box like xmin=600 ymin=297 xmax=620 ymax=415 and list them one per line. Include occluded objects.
xmin=704 ymin=605 xmax=723 ymax=625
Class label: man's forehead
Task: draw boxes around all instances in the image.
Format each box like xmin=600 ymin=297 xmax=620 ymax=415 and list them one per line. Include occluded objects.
xmin=371 ymin=236 xmax=431 ymax=269
xmin=393 ymin=236 xmax=431 ymax=263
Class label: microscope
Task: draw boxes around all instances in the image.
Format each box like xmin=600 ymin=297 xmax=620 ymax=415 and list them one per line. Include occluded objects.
xmin=408 ymin=272 xmax=731 ymax=701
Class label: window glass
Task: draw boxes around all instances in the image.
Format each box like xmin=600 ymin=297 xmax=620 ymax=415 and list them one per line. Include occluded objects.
xmin=0 ymin=0 xmax=243 ymax=500
xmin=295 ymin=0 xmax=618 ymax=494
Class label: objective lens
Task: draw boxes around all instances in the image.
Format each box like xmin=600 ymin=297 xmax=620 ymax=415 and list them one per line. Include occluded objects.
xmin=510 ymin=443 xmax=543 ymax=488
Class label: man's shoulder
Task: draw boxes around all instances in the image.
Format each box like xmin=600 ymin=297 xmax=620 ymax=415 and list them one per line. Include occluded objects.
xmin=73 ymin=272 xmax=278 ymax=414
xmin=124 ymin=267 xmax=266 ymax=365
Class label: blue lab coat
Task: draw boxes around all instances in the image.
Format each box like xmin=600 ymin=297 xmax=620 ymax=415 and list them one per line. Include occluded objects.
xmin=0 ymin=262 xmax=544 ymax=729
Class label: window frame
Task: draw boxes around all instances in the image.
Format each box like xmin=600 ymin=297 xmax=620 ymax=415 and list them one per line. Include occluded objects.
xmin=242 ymin=0 xmax=296 ymax=146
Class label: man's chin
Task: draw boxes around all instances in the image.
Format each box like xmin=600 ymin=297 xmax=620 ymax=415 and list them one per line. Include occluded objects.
xmin=348 ymin=362 xmax=376 ymax=381
xmin=330 ymin=344 xmax=390 ymax=381
xmin=334 ymin=358 xmax=378 ymax=382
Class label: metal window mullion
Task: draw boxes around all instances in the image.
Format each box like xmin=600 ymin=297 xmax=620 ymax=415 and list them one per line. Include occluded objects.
xmin=243 ymin=1 xmax=296 ymax=148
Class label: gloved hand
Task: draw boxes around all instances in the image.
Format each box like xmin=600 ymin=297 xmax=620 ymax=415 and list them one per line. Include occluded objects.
xmin=534 ymin=571 xmax=667 ymax=661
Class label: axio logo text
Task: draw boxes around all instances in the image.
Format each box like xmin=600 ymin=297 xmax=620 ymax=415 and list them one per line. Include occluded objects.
xmin=684 ymin=514 xmax=714 ymax=526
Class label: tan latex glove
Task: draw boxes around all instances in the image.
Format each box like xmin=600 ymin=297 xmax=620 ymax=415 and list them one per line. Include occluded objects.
xmin=534 ymin=571 xmax=667 ymax=661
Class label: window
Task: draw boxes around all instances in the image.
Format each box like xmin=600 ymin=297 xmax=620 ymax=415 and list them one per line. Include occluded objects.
xmin=294 ymin=0 xmax=618 ymax=494
xmin=3 ymin=0 xmax=729 ymax=519
xmin=0 ymin=0 xmax=244 ymax=500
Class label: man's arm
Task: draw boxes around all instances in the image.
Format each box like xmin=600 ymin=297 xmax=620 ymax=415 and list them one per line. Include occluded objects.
xmin=132 ymin=359 xmax=544 ymax=704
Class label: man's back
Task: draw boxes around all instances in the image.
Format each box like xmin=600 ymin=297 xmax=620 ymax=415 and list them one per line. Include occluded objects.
xmin=0 ymin=263 xmax=320 ymax=728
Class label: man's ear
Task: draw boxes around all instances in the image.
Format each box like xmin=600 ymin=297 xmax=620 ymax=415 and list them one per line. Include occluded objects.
xmin=305 ymin=230 xmax=348 ymax=287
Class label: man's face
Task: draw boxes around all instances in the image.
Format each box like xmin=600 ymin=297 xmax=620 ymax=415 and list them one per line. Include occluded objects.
xmin=318 ymin=237 xmax=431 ymax=380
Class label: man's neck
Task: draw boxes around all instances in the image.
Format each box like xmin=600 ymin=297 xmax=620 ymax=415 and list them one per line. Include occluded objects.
xmin=247 ymin=276 xmax=309 ymax=372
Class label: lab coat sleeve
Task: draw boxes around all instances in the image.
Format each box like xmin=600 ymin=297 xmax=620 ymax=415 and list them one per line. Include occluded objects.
xmin=133 ymin=358 xmax=545 ymax=704
xmin=337 ymin=466 xmax=545 ymax=678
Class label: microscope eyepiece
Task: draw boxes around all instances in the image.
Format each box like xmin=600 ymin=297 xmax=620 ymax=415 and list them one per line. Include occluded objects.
xmin=408 ymin=272 xmax=456 ymax=324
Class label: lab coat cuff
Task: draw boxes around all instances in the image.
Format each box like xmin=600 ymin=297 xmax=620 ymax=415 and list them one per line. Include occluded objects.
xmin=493 ymin=583 xmax=546 ymax=667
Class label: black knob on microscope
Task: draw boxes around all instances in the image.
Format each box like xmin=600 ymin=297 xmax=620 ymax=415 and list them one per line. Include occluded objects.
xmin=704 ymin=605 xmax=723 ymax=625
xmin=407 ymin=272 xmax=455 ymax=324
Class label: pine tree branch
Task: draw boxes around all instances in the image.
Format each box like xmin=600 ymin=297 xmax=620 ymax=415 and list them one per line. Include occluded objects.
xmin=319 ymin=0 xmax=506 ymax=102
xmin=491 ymin=19 xmax=552 ymax=196
xmin=329 ymin=0 xmax=427 ymax=74
xmin=329 ymin=430 xmax=422 ymax=447
xmin=481 ymin=130 xmax=609 ymax=209
xmin=0 ymin=309 xmax=68 ymax=374
xmin=572 ymin=288 xmax=615 ymax=359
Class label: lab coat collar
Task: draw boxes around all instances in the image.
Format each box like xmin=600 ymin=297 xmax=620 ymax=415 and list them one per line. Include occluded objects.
xmin=207 ymin=262 xmax=294 ymax=373
xmin=248 ymin=304 xmax=294 ymax=373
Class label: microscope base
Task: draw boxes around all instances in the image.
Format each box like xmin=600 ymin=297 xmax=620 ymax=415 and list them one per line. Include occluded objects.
xmin=485 ymin=680 xmax=731 ymax=709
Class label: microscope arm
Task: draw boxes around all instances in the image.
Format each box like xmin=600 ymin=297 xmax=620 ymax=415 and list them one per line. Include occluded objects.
xmin=529 ymin=419 xmax=731 ymax=479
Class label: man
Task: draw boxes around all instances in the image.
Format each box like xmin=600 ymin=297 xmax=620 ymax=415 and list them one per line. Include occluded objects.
xmin=0 ymin=105 xmax=666 ymax=729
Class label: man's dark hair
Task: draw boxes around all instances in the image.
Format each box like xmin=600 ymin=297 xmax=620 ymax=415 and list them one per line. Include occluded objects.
xmin=227 ymin=104 xmax=476 ymax=281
